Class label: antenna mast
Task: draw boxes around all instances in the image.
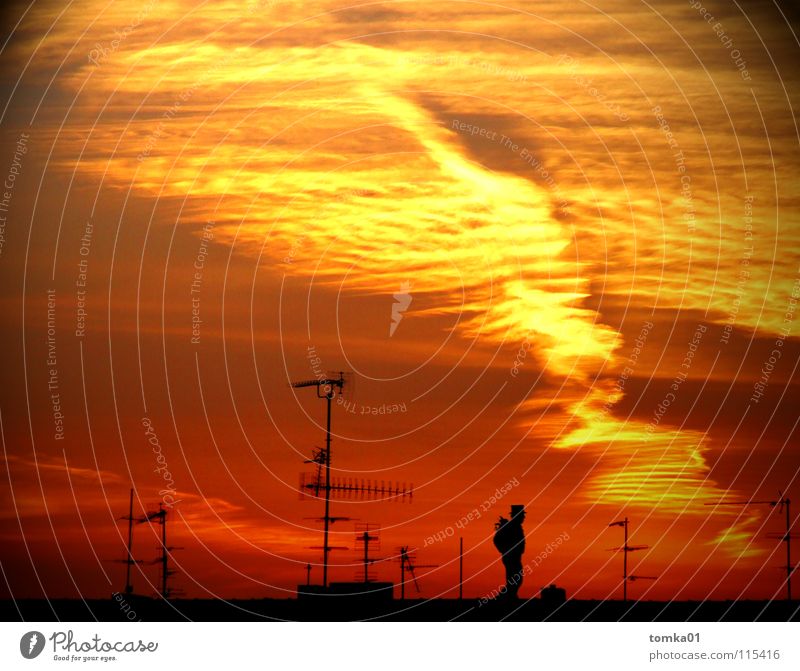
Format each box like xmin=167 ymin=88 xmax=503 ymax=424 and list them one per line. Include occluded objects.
xmin=139 ymin=503 xmax=182 ymax=599
xmin=355 ymin=524 xmax=382 ymax=583
xmin=292 ymin=371 xmax=412 ymax=589
xmin=291 ymin=372 xmax=345 ymax=588
xmin=123 ymin=488 xmax=135 ymax=595
xmin=707 ymin=492 xmax=795 ymax=600
xmin=109 ymin=488 xmax=142 ymax=596
xmin=608 ymin=517 xmax=651 ymax=602
xmin=396 ymin=546 xmax=438 ymax=599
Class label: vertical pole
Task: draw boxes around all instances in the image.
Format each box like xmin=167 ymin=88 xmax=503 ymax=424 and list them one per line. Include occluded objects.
xmin=623 ymin=517 xmax=628 ymax=603
xmin=400 ymin=548 xmax=406 ymax=600
xmin=125 ymin=488 xmax=134 ymax=595
xmin=787 ymin=499 xmax=792 ymax=602
xmin=161 ymin=505 xmax=168 ymax=599
xmin=306 ymin=563 xmax=311 ymax=586
xmin=362 ymin=531 xmax=369 ymax=583
xmin=323 ymin=392 xmax=332 ymax=588
xmin=459 ymin=537 xmax=464 ymax=600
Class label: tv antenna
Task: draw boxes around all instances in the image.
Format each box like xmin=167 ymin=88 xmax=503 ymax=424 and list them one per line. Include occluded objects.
xmin=396 ymin=546 xmax=438 ymax=599
xmin=292 ymin=371 xmax=412 ymax=588
xmin=607 ymin=517 xmax=650 ymax=602
xmin=290 ymin=371 xmax=346 ymax=588
xmin=138 ymin=503 xmax=182 ymax=599
xmin=108 ymin=488 xmax=142 ymax=595
xmin=355 ymin=524 xmax=384 ymax=583
xmin=706 ymin=491 xmax=795 ymax=601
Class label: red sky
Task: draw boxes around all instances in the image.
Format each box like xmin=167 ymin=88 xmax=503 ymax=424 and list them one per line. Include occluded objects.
xmin=1 ymin=0 xmax=799 ymax=602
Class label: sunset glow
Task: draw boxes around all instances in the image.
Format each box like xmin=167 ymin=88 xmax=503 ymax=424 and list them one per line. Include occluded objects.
xmin=1 ymin=0 xmax=798 ymax=605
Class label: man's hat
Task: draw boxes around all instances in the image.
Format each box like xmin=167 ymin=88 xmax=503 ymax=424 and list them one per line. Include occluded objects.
xmin=511 ymin=504 xmax=525 ymax=516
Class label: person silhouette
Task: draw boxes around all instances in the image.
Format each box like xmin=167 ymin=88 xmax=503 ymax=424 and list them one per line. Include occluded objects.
xmin=493 ymin=504 xmax=526 ymax=599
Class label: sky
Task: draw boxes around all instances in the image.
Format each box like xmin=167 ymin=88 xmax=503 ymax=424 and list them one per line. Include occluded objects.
xmin=0 ymin=0 xmax=799 ymax=604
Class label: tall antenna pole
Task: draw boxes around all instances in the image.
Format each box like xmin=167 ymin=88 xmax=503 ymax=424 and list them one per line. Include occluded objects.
xmin=290 ymin=373 xmax=346 ymax=589
xmin=138 ymin=502 xmax=179 ymax=600
xmin=395 ymin=545 xmax=436 ymax=598
xmin=323 ymin=390 xmax=332 ymax=588
xmin=109 ymin=488 xmax=142 ymax=596
xmin=787 ymin=498 xmax=792 ymax=602
xmin=355 ymin=526 xmax=382 ymax=583
xmin=160 ymin=503 xmax=168 ymax=599
xmin=623 ymin=517 xmax=628 ymax=603
xmin=125 ymin=488 xmax=134 ymax=595
xmin=362 ymin=530 xmax=369 ymax=583
xmin=706 ymin=492 xmax=794 ymax=601
xmin=400 ymin=548 xmax=406 ymax=600
xmin=459 ymin=537 xmax=464 ymax=600
xmin=608 ymin=516 xmax=648 ymax=603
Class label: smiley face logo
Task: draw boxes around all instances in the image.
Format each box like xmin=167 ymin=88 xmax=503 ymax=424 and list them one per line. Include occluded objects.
xmin=20 ymin=631 xmax=45 ymax=659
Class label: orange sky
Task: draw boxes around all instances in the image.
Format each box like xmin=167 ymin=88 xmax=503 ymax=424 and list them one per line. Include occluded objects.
xmin=0 ymin=0 xmax=799 ymax=602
